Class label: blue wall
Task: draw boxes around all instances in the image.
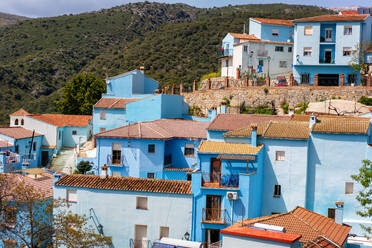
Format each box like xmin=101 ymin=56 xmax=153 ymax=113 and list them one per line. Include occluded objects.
xmin=93 ymin=108 xmax=125 ymax=134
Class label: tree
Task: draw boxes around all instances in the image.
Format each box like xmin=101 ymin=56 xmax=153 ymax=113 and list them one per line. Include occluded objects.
xmin=349 ymin=40 xmax=371 ymax=74
xmin=56 ymin=74 xmax=106 ymax=115
xmin=76 ymin=161 xmax=93 ymax=174
xmin=351 ymin=160 xmax=372 ymax=235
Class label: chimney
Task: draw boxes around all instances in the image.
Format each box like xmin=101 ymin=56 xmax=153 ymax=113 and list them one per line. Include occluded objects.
xmin=309 ymin=113 xmax=317 ymax=129
xmin=220 ymin=102 xmax=227 ymax=114
xmin=335 ymin=201 xmax=344 ymax=225
xmin=100 ymin=165 xmax=108 ymax=179
xmin=251 ymin=124 xmax=257 ymax=147
xmin=288 ymin=106 xmax=294 ymax=116
xmin=139 ymin=66 xmax=145 ymax=74
xmin=209 ymin=106 xmax=217 ymax=121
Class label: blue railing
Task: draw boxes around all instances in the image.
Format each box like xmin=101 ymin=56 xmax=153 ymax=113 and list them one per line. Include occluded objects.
xmin=217 ymin=49 xmax=233 ymax=57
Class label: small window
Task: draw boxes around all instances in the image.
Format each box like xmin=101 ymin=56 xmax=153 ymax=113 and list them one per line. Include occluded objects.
xmin=112 ymin=143 xmax=122 ymax=164
xmin=66 ymin=189 xmax=77 ymax=203
xmin=99 ymin=128 xmax=106 ymax=132
xmin=136 ymin=197 xmax=148 ymax=210
xmin=147 ymin=173 xmax=155 ymax=179
xmin=148 ymin=144 xmax=155 ymax=153
xmin=160 ymin=226 xmax=169 ymax=239
xmin=344 ymin=26 xmax=352 ymax=35
xmin=112 ymin=171 xmax=121 ymax=177
xmin=33 ymin=142 xmax=36 ymax=151
xmin=301 ymin=73 xmax=310 ymax=84
xmin=348 ymin=74 xmax=357 ymax=84
xmin=288 ymin=47 xmax=292 ymax=53
xmin=5 ymin=206 xmax=17 ymax=227
xmin=303 ymin=47 xmax=312 ymax=56
xmin=72 ymin=130 xmax=77 ymax=135
xmin=187 ymin=174 xmax=192 ymax=181
xmin=275 ymin=46 xmax=284 ymax=52
xmin=15 ymin=145 xmax=19 ymax=154
xmin=345 ymin=182 xmax=354 ymax=194
xmin=343 ymin=47 xmax=352 ymax=56
xmin=14 ymin=119 xmax=19 ymax=126
xmin=243 ymin=46 xmax=248 ymax=52
xmin=259 ymin=60 xmax=264 ymax=66
xmin=279 ymin=61 xmax=287 ymax=68
xmin=275 ymin=151 xmax=285 ymax=161
xmin=21 ymin=119 xmax=24 ymax=126
xmin=272 ymin=29 xmax=279 ymax=36
xmin=58 ymin=131 xmax=61 ymax=140
xmin=184 ymin=143 xmax=195 ymax=156
xmin=273 ymin=185 xmax=281 ymax=197
xmin=304 ymin=26 xmax=313 ymax=36
xmin=100 ymin=111 xmax=106 ymax=120
xmin=328 ymin=208 xmax=335 ymax=219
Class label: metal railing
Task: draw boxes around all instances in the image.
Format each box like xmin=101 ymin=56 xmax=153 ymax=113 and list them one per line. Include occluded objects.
xmin=129 ymin=239 xmax=151 ymax=248
xmin=209 ymin=241 xmax=223 ymax=248
xmin=319 ymin=58 xmax=335 ymax=64
xmin=202 ymin=172 xmax=240 ymax=188
xmin=202 ymin=208 xmax=227 ymax=224
xmin=107 ymin=154 xmax=125 ymax=166
xmin=217 ymin=49 xmax=233 ymax=57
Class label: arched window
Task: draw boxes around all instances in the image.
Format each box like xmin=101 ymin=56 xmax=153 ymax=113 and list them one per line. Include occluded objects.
xmin=14 ymin=119 xmax=19 ymax=125
xmin=21 ymin=119 xmax=24 ymax=125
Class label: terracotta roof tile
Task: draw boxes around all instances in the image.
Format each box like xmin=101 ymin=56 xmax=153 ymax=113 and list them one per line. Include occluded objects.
xmin=94 ymin=98 xmax=142 ymax=109
xmin=0 ymin=140 xmax=13 ymax=148
xmin=251 ymin=17 xmax=294 ymax=26
xmin=96 ymin=119 xmax=209 ymax=140
xmin=208 ymin=114 xmax=290 ymax=131
xmin=198 ymin=140 xmax=263 ymax=155
xmin=29 ymin=114 xmax=92 ymax=128
xmin=242 ymin=206 xmax=351 ymax=246
xmin=247 ymin=40 xmax=293 ymax=45
xmin=229 ymin=33 xmax=259 ymax=40
xmin=55 ymin=174 xmax=191 ymax=195
xmin=312 ymin=118 xmax=370 ymax=134
xmin=10 ymin=108 xmax=30 ymax=116
xmin=0 ymin=127 xmax=43 ymax=140
xmin=294 ymin=14 xmax=369 ymax=23
xmin=340 ymin=11 xmax=359 ymax=15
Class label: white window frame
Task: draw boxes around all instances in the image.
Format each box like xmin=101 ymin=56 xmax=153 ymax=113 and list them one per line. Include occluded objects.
xmin=136 ymin=197 xmax=148 ymax=210
xmin=325 ymin=28 xmax=333 ymax=42
xmin=243 ymin=45 xmax=248 ymax=52
xmin=344 ymin=26 xmax=352 ymax=35
xmin=304 ymin=26 xmax=313 ymax=36
xmin=184 ymin=143 xmax=195 ymax=156
xmin=66 ymin=189 xmax=77 ymax=203
xmin=303 ymin=47 xmax=312 ymax=57
xmin=345 ymin=182 xmax=354 ymax=194
xmin=343 ymin=47 xmax=352 ymax=57
xmin=100 ymin=110 xmax=106 ymax=120
xmin=275 ymin=151 xmax=285 ymax=161
xmin=272 ymin=29 xmax=279 ymax=36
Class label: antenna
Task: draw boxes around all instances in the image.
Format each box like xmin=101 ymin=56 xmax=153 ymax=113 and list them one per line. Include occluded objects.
xmin=243 ymin=23 xmax=246 ymax=34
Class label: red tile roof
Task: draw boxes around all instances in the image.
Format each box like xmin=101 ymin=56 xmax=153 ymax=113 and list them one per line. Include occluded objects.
xmin=230 ymin=33 xmax=259 ymax=40
xmin=94 ymin=98 xmax=142 ymax=109
xmin=221 ymin=225 xmax=302 ymax=244
xmin=248 ymin=39 xmax=293 ymax=45
xmin=29 ymin=114 xmax=92 ymax=128
xmin=0 ymin=140 xmax=13 ymax=148
xmin=208 ymin=114 xmax=291 ymax=131
xmin=96 ymin=119 xmax=209 ymax=140
xmin=303 ymin=236 xmax=339 ymax=248
xmin=55 ymin=174 xmax=192 ymax=195
xmin=0 ymin=127 xmax=43 ymax=140
xmin=10 ymin=108 xmax=30 ymax=116
xmin=294 ymin=14 xmax=369 ymax=23
xmin=251 ymin=18 xmax=294 ymax=26
xmin=340 ymin=11 xmax=359 ymax=15
xmin=241 ymin=206 xmax=351 ymax=246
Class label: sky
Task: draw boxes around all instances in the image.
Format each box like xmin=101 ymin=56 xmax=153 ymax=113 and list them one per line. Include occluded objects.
xmin=0 ymin=0 xmax=369 ymax=18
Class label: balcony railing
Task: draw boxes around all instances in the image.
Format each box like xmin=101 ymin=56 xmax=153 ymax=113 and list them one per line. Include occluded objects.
xmin=320 ymin=36 xmax=334 ymax=43
xmin=107 ymin=154 xmax=127 ymax=166
xmin=217 ymin=49 xmax=233 ymax=57
xmin=319 ymin=59 xmax=335 ymax=64
xmin=202 ymin=172 xmax=239 ymax=188
xmin=202 ymin=208 xmax=227 ymax=224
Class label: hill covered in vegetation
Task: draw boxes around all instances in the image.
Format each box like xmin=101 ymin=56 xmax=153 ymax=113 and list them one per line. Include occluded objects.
xmin=0 ymin=12 xmax=29 ymax=26
xmin=0 ymin=2 xmax=332 ymax=124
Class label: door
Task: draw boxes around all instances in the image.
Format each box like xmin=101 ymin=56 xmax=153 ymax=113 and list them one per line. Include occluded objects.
xmin=205 ymin=229 xmax=220 ymax=248
xmin=210 ymin=158 xmax=221 ymax=184
xmin=325 ymin=28 xmax=332 ymax=41
xmin=324 ymin=50 xmax=332 ymax=63
xmin=42 ymin=151 xmax=49 ymax=167
xmin=134 ymin=225 xmax=147 ymax=248
xmin=206 ymin=195 xmax=221 ymax=221
xmin=318 ymin=74 xmax=339 ymax=86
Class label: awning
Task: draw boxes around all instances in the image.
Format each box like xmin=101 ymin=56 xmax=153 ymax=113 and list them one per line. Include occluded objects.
xmin=217 ymin=155 xmax=255 ymax=161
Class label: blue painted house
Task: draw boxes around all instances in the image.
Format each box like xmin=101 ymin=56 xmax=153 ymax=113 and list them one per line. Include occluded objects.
xmin=293 ymin=14 xmax=372 ymax=86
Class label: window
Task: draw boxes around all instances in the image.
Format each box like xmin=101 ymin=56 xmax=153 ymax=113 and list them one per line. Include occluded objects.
xmin=14 ymin=119 xmax=18 ymax=125
xmin=279 ymin=61 xmax=287 ymax=68
xmin=164 ymin=154 xmax=172 ymax=165
xmin=100 ymin=111 xmax=106 ymax=120
xmin=33 ymin=142 xmax=36 ymax=151
xmin=184 ymin=143 xmax=195 ymax=156
xmin=259 ymin=60 xmax=264 ymax=66
xmin=303 ymin=47 xmax=312 ymax=56
xmin=275 ymin=46 xmax=284 ymax=52
xmin=66 ymin=189 xmax=77 ymax=203
xmin=273 ymin=185 xmax=281 ymax=197
xmin=15 ymin=145 xmax=19 ymax=154
xmin=344 ymin=26 xmax=352 ymax=35
xmin=136 ymin=197 xmax=148 ymax=210
xmin=4 ymin=206 xmax=17 ymax=227
xmin=348 ymin=74 xmax=357 ymax=84
xmin=325 ymin=28 xmax=332 ymax=41
xmin=21 ymin=119 xmax=24 ymax=125
xmin=275 ymin=151 xmax=285 ymax=161
xmin=187 ymin=174 xmax=192 ymax=181
xmin=99 ymin=128 xmax=106 ymax=132
xmin=328 ymin=208 xmax=335 ymax=219
xmin=288 ymin=47 xmax=292 ymax=53
xmin=343 ymin=47 xmax=352 ymax=56
xmin=112 ymin=143 xmax=121 ymax=164
xmin=345 ymin=182 xmax=354 ymax=194
xmin=148 ymin=144 xmax=155 ymax=153
xmin=72 ymin=130 xmax=77 ymax=135
xmin=112 ymin=171 xmax=121 ymax=177
xmin=159 ymin=226 xmax=169 ymax=239
xmin=147 ymin=173 xmax=155 ymax=179
xmin=301 ymin=73 xmax=310 ymax=84
xmin=225 ymin=60 xmax=229 ymax=67
xmin=243 ymin=45 xmax=248 ymax=52
xmin=304 ymin=26 xmax=313 ymax=35
xmin=272 ymin=29 xmax=279 ymax=36
xmin=58 ymin=131 xmax=61 ymax=140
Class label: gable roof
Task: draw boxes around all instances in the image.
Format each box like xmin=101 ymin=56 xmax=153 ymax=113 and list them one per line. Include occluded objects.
xmin=10 ymin=108 xmax=30 ymax=117
xmin=241 ymin=206 xmax=351 ymax=246
xmin=55 ymin=174 xmax=191 ymax=195
xmin=29 ymin=114 xmax=92 ymax=128
xmin=294 ymin=14 xmax=369 ymax=23
xmin=225 ymin=121 xmax=310 ymax=140
xmin=198 ymin=140 xmax=263 ymax=155
xmin=208 ymin=114 xmax=291 ymax=132
xmin=340 ymin=11 xmax=358 ymax=15
xmin=229 ymin=33 xmax=259 ymax=40
xmin=250 ymin=17 xmax=294 ymax=26
xmin=96 ymin=119 xmax=209 ymax=140
xmin=94 ymin=98 xmax=142 ymax=109
xmin=312 ymin=117 xmax=370 ymax=134
xmin=0 ymin=127 xmax=43 ymax=140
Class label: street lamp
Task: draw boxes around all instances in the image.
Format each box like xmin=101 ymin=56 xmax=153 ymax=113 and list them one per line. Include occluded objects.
xmin=267 ymin=56 xmax=271 ymax=78
xmin=184 ymin=232 xmax=190 ymax=240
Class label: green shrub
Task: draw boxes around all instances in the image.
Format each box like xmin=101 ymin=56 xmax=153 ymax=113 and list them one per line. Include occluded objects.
xmin=282 ymin=103 xmax=289 ymax=114
xmin=359 ymin=96 xmax=372 ymax=106
xmin=200 ymin=71 xmax=221 ymax=81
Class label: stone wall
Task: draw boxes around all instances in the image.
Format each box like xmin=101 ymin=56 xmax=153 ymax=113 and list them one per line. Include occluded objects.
xmin=182 ymin=86 xmax=372 ymax=115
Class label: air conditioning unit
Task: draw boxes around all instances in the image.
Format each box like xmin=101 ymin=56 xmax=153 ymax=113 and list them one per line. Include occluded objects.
xmin=226 ymin=192 xmax=238 ymax=200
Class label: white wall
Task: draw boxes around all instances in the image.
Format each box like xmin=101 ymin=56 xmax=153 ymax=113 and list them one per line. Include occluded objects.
xmin=23 ymin=116 xmax=57 ymax=147
xmin=222 ymin=233 xmax=298 ymax=248
xmin=221 ymin=57 xmax=234 ymax=77
xmin=335 ymin=22 xmax=361 ymax=65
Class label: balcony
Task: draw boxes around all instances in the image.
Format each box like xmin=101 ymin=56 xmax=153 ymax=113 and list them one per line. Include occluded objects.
xmin=202 ymin=172 xmax=239 ymax=188
xmin=106 ymin=154 xmax=125 ymax=166
xmin=319 ymin=58 xmax=335 ymax=64
xmin=217 ymin=49 xmax=233 ymax=57
xmin=202 ymin=208 xmax=227 ymax=224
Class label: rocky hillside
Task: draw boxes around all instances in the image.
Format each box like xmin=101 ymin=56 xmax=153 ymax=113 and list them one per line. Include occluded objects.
xmin=0 ymin=12 xmax=29 ymax=26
